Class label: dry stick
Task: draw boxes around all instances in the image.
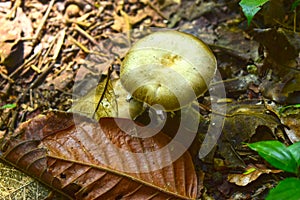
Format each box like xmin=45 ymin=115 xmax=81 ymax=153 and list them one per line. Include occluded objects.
xmin=73 ymin=24 xmax=100 ymax=47
xmin=294 ymin=10 xmax=297 ymax=32
xmin=36 ymin=37 xmax=56 ymax=70
xmin=30 ymin=29 xmax=66 ymax=89
xmin=68 ymin=35 xmax=90 ymax=53
xmin=6 ymin=0 xmax=22 ymax=19
xmin=0 ymin=50 xmax=41 ymax=87
xmin=0 ymin=72 xmax=14 ymax=83
xmin=65 ymin=18 xmax=92 ymax=28
xmin=8 ymin=106 xmax=18 ymax=133
xmin=146 ymin=0 xmax=168 ymax=20
xmin=72 ymin=25 xmax=111 ymax=57
xmin=30 ymin=64 xmax=42 ymax=74
xmin=53 ymin=29 xmax=66 ymax=61
xmin=66 ymin=9 xmax=97 ymax=28
xmin=88 ymin=21 xmax=114 ymax=35
xmin=120 ymin=10 xmax=132 ymax=40
xmin=33 ymin=0 xmax=56 ymax=45
xmin=68 ymin=35 xmax=105 ymax=57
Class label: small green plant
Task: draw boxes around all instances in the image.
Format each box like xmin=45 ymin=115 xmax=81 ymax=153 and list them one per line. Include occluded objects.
xmin=239 ymin=0 xmax=300 ymax=25
xmin=248 ymin=141 xmax=300 ymax=200
xmin=0 ymin=103 xmax=16 ymax=109
xmin=239 ymin=0 xmax=269 ymax=25
xmin=278 ymin=104 xmax=300 ymax=115
xmin=292 ymin=0 xmax=300 ymax=11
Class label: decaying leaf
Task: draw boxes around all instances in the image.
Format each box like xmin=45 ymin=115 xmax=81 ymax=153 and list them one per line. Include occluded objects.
xmin=262 ymin=0 xmax=285 ymax=25
xmin=0 ymin=3 xmax=33 ymax=69
xmin=253 ymin=28 xmax=300 ymax=75
xmin=0 ymin=111 xmax=197 ymax=199
xmin=167 ymin=1 xmax=218 ymax=27
xmin=70 ymin=77 xmax=118 ymax=120
xmin=228 ymin=164 xmax=282 ymax=186
xmin=260 ymin=72 xmax=300 ymax=104
xmin=279 ymin=105 xmax=300 ymax=143
xmin=71 ymin=77 xmax=146 ymax=121
xmin=112 ymin=3 xmax=164 ymax=32
xmin=218 ymin=103 xmax=284 ymax=167
xmin=112 ymin=10 xmax=131 ymax=33
xmin=0 ymin=160 xmax=54 ymax=199
xmin=254 ymin=28 xmax=300 ymax=64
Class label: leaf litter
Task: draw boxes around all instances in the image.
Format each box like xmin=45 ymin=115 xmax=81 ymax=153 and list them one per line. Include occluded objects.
xmin=0 ymin=111 xmax=197 ymax=199
xmin=0 ymin=0 xmax=300 ymax=199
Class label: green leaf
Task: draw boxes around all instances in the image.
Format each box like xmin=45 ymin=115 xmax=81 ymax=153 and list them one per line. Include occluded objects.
xmin=278 ymin=104 xmax=300 ymax=115
xmin=248 ymin=141 xmax=298 ymax=174
xmin=292 ymin=0 xmax=300 ymax=11
xmin=0 ymin=103 xmax=16 ymax=109
xmin=266 ymin=178 xmax=300 ymax=200
xmin=288 ymin=142 xmax=300 ymax=166
xmin=239 ymin=0 xmax=270 ymax=25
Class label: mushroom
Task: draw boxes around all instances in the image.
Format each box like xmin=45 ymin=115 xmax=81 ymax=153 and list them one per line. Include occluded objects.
xmin=120 ymin=30 xmax=217 ymax=113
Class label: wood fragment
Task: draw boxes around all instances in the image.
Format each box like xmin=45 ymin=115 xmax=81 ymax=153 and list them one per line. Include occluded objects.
xmin=73 ymin=24 xmax=99 ymax=47
xmin=33 ymin=0 xmax=56 ymax=45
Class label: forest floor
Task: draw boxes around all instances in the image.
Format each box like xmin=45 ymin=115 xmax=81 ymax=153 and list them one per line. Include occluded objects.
xmin=0 ymin=0 xmax=300 ymax=199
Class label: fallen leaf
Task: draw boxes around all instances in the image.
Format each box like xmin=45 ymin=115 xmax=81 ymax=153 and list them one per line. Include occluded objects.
xmin=0 ymin=111 xmax=197 ymax=199
xmin=70 ymin=77 xmax=118 ymax=120
xmin=228 ymin=164 xmax=282 ymax=186
xmin=253 ymin=28 xmax=300 ymax=75
xmin=0 ymin=4 xmax=33 ymax=69
xmin=128 ymin=7 xmax=149 ymax=25
xmin=279 ymin=105 xmax=300 ymax=142
xmin=218 ymin=103 xmax=284 ymax=167
xmin=260 ymin=72 xmax=300 ymax=104
xmin=0 ymin=160 xmax=55 ymax=199
xmin=112 ymin=11 xmax=131 ymax=32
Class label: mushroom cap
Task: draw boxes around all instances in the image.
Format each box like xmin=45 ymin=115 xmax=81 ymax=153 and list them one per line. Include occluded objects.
xmin=120 ymin=30 xmax=217 ymax=111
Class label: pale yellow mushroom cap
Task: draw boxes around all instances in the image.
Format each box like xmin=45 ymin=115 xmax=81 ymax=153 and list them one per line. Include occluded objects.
xmin=120 ymin=30 xmax=217 ymax=111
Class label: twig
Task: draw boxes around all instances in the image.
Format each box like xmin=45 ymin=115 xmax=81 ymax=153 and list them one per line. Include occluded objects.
xmin=0 ymin=71 xmax=14 ymax=83
xmin=68 ymin=35 xmax=107 ymax=56
xmin=30 ymin=29 xmax=66 ymax=89
xmin=88 ymin=20 xmax=114 ymax=33
xmin=6 ymin=0 xmax=21 ymax=19
xmin=146 ymin=0 xmax=168 ymax=20
xmin=33 ymin=0 xmax=56 ymax=45
xmin=0 ymin=50 xmax=41 ymax=87
xmin=73 ymin=24 xmax=99 ymax=47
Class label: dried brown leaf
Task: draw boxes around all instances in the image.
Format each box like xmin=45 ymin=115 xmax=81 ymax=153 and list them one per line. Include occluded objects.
xmin=0 ymin=111 xmax=197 ymax=199
xmin=112 ymin=11 xmax=131 ymax=32
xmin=253 ymin=28 xmax=300 ymax=76
xmin=218 ymin=103 xmax=283 ymax=167
xmin=260 ymin=72 xmax=300 ymax=104
xmin=228 ymin=164 xmax=282 ymax=186
xmin=279 ymin=106 xmax=300 ymax=143
xmin=0 ymin=4 xmax=33 ymax=68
